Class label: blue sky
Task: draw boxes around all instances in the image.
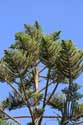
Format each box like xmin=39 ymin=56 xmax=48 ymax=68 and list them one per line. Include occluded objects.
xmin=0 ymin=0 xmax=83 ymax=125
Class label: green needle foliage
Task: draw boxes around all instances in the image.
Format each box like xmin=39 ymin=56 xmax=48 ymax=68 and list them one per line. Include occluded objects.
xmin=59 ymin=40 xmax=83 ymax=79
xmin=0 ymin=22 xmax=83 ymax=125
xmin=48 ymin=40 xmax=83 ymax=125
xmin=48 ymin=83 xmax=83 ymax=125
xmin=0 ymin=120 xmax=19 ymax=125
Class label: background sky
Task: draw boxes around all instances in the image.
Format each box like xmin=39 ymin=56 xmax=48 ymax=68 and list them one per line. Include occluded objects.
xmin=0 ymin=0 xmax=83 ymax=125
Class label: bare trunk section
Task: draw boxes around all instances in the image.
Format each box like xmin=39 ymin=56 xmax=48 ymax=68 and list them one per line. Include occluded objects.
xmin=31 ymin=66 xmax=40 ymax=125
xmin=34 ymin=66 xmax=39 ymax=94
xmin=34 ymin=66 xmax=39 ymax=109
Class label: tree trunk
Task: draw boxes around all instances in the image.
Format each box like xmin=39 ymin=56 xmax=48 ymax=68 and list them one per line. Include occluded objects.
xmin=32 ymin=66 xmax=40 ymax=125
xmin=34 ymin=66 xmax=39 ymax=109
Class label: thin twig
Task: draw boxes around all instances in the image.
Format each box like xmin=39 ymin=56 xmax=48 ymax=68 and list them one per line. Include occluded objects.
xmin=7 ymin=82 xmax=21 ymax=97
xmin=39 ymin=82 xmax=53 ymax=93
xmin=0 ymin=108 xmax=21 ymax=124
xmin=46 ymin=82 xmax=59 ymax=105
xmin=43 ymin=69 xmax=50 ymax=108
xmin=39 ymin=79 xmax=57 ymax=93
xmin=39 ymin=66 xmax=47 ymax=73
xmin=39 ymin=75 xmax=48 ymax=79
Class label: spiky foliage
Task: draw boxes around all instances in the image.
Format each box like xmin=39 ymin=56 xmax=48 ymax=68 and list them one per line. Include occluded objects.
xmin=59 ymin=40 xmax=83 ymax=79
xmin=48 ymin=40 xmax=83 ymax=125
xmin=48 ymin=93 xmax=65 ymax=112
xmin=59 ymin=40 xmax=83 ymax=125
xmin=0 ymin=23 xmax=83 ymax=125
xmin=0 ymin=22 xmax=62 ymax=125
xmin=40 ymin=32 xmax=61 ymax=68
xmin=48 ymin=83 xmax=83 ymax=125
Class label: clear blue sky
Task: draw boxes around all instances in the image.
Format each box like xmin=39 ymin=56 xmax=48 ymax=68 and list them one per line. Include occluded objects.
xmin=0 ymin=0 xmax=83 ymax=125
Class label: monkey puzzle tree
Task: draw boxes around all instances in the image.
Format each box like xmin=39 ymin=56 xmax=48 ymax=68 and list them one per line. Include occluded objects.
xmin=0 ymin=22 xmax=83 ymax=125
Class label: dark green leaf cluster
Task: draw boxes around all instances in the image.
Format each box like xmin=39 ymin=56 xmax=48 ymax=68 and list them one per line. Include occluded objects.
xmin=2 ymin=92 xmax=24 ymax=110
xmin=59 ymin=40 xmax=83 ymax=79
xmin=62 ymin=83 xmax=83 ymax=101
xmin=48 ymin=93 xmax=65 ymax=112
xmin=40 ymin=35 xmax=61 ymax=67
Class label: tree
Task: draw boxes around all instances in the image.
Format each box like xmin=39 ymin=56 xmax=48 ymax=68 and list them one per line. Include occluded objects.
xmin=0 ymin=22 xmax=83 ymax=125
xmin=48 ymin=41 xmax=83 ymax=125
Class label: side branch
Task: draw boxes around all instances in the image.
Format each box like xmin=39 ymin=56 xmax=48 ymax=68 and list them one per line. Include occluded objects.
xmin=43 ymin=69 xmax=50 ymax=108
xmin=39 ymin=79 xmax=57 ymax=93
xmin=3 ymin=115 xmax=62 ymax=120
xmin=0 ymin=108 xmax=20 ymax=124
xmin=46 ymin=82 xmax=59 ymax=105
xmin=7 ymin=82 xmax=34 ymax=124
xmin=39 ymin=66 xmax=47 ymax=73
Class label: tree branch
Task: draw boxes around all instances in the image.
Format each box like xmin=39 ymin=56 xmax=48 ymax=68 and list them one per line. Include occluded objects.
xmin=3 ymin=115 xmax=62 ymax=120
xmin=19 ymin=77 xmax=34 ymax=124
xmin=43 ymin=69 xmax=50 ymax=108
xmin=39 ymin=66 xmax=47 ymax=73
xmin=39 ymin=80 xmax=57 ymax=93
xmin=0 ymin=108 xmax=20 ymax=124
xmin=64 ymin=113 xmax=83 ymax=124
xmin=46 ymin=82 xmax=59 ymax=105
xmin=6 ymin=82 xmax=34 ymax=124
xmin=39 ymin=75 xmax=48 ymax=79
